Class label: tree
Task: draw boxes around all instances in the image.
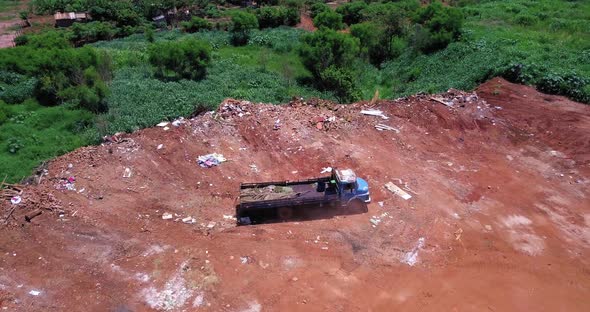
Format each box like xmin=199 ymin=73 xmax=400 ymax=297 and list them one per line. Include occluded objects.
xmin=229 ymin=11 xmax=258 ymax=46
xmin=148 ymin=38 xmax=212 ymax=81
xmin=256 ymin=6 xmax=300 ymax=28
xmin=313 ymin=10 xmax=344 ymax=30
xmin=412 ymin=0 xmax=463 ymax=53
xmin=350 ymin=22 xmax=389 ymax=67
xmin=299 ymin=29 xmax=361 ymax=102
xmin=335 ymin=1 xmax=367 ymax=25
xmin=299 ymin=29 xmax=360 ymax=76
xmin=310 ymin=2 xmax=330 ymax=19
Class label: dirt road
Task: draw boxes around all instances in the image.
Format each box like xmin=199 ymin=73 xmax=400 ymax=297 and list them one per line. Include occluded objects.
xmin=1 ymin=78 xmax=589 ymax=311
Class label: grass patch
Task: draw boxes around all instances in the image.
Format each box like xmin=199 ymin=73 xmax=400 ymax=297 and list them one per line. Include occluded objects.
xmin=0 ymin=99 xmax=97 ymax=183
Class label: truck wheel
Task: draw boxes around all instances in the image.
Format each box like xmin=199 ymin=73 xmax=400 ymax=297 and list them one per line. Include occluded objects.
xmin=277 ymin=207 xmax=294 ymax=220
xmin=348 ymin=199 xmax=366 ymax=213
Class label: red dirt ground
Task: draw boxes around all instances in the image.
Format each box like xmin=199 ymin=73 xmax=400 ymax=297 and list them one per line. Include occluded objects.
xmin=1 ymin=78 xmax=589 ymax=311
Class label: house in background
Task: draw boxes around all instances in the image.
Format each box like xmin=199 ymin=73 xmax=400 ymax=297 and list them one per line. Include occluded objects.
xmin=54 ymin=12 xmax=91 ymax=27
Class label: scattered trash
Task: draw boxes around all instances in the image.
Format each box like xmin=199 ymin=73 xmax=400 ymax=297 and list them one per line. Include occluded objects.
xmin=156 ymin=121 xmax=169 ymax=127
xmin=163 ymin=126 xmax=170 ymax=131
xmin=360 ymin=109 xmax=389 ymax=119
xmin=182 ymin=217 xmax=196 ymax=224
xmin=123 ymin=167 xmax=132 ymax=178
xmin=28 ymin=290 xmax=41 ymax=296
xmin=378 ymin=201 xmax=384 ymax=208
xmin=67 ymin=163 xmax=73 ymax=169
xmin=171 ymin=117 xmax=185 ymax=127
xmin=321 ymin=246 xmax=329 ymax=250
xmin=430 ymin=96 xmax=454 ymax=107
xmin=375 ymin=124 xmax=400 ymax=133
xmin=11 ymin=196 xmax=21 ymax=205
xmin=369 ymin=212 xmax=389 ymax=227
xmin=56 ymin=177 xmax=77 ymax=191
xmin=484 ymin=224 xmax=493 ymax=231
xmin=162 ymin=213 xmax=173 ymax=220
xmin=223 ymin=214 xmax=235 ymax=220
xmin=274 ymin=119 xmax=281 ymax=130
xmin=250 ymin=164 xmax=259 ymax=173
xmin=291 ymin=171 xmax=298 ymax=174
xmin=454 ymin=228 xmax=463 ymax=240
xmin=206 ymin=221 xmax=216 ymax=229
xmin=385 ymin=182 xmax=412 ymax=200
xmin=197 ymin=153 xmax=226 ymax=168
xmin=402 ymin=237 xmax=425 ymax=266
xmin=157 ymin=144 xmax=164 ymax=150
xmin=240 ymin=256 xmax=249 ymax=264
xmin=320 ymin=167 xmax=333 ymax=174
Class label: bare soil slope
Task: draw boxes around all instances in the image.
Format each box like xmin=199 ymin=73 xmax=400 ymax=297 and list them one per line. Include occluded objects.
xmin=1 ymin=78 xmax=589 ymax=311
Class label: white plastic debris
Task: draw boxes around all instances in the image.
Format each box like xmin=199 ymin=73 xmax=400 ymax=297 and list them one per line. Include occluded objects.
xmin=240 ymin=257 xmax=249 ymax=264
xmin=123 ymin=167 xmax=132 ymax=178
xmin=197 ymin=153 xmax=226 ymax=168
xmin=171 ymin=117 xmax=185 ymax=127
xmin=385 ymin=182 xmax=412 ymax=200
xmin=29 ymin=290 xmax=41 ymax=296
xmin=156 ymin=121 xmax=169 ymax=127
xmin=402 ymin=237 xmax=425 ymax=266
xmin=162 ymin=213 xmax=173 ymax=220
xmin=360 ymin=109 xmax=389 ymax=119
xmin=157 ymin=144 xmax=164 ymax=150
xmin=320 ymin=167 xmax=333 ymax=174
xmin=163 ymin=126 xmax=170 ymax=131
xmin=223 ymin=214 xmax=235 ymax=220
xmin=378 ymin=201 xmax=384 ymax=207
xmin=206 ymin=221 xmax=216 ymax=229
xmin=182 ymin=217 xmax=196 ymax=224
xmin=11 ymin=196 xmax=22 ymax=205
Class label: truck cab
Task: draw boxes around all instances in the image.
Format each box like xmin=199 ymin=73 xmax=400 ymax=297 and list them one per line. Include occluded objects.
xmin=327 ymin=169 xmax=371 ymax=204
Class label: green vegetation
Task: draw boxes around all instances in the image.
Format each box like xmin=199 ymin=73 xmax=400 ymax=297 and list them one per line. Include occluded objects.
xmin=148 ymin=38 xmax=211 ymax=81
xmin=229 ymin=11 xmax=258 ymax=45
xmin=0 ymin=0 xmax=588 ymax=183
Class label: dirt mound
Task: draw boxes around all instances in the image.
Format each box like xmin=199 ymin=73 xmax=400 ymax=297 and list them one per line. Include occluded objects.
xmin=1 ymin=78 xmax=589 ymax=311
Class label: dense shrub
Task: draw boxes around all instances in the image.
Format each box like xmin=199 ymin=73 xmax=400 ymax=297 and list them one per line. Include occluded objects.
xmin=230 ymin=11 xmax=259 ymax=45
xmin=537 ymin=73 xmax=589 ymax=103
xmin=514 ymin=14 xmax=538 ymax=26
xmin=335 ymin=1 xmax=367 ymax=25
xmin=310 ymin=2 xmax=330 ymax=19
xmin=313 ymin=11 xmax=344 ymax=30
xmin=0 ymin=44 xmax=111 ymax=110
xmin=71 ymin=21 xmax=118 ymax=44
xmin=299 ymin=29 xmax=360 ymax=76
xmin=0 ymin=77 xmax=38 ymax=104
xmin=350 ymin=22 xmax=389 ymax=67
xmin=148 ymin=38 xmax=212 ymax=81
xmin=256 ymin=6 xmax=300 ymax=28
xmin=389 ymin=36 xmax=407 ymax=59
xmin=181 ymin=17 xmax=213 ymax=33
xmin=412 ymin=1 xmax=463 ymax=53
xmin=319 ymin=66 xmax=360 ymax=102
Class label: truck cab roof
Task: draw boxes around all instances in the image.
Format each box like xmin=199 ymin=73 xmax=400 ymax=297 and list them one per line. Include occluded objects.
xmin=335 ymin=169 xmax=357 ymax=183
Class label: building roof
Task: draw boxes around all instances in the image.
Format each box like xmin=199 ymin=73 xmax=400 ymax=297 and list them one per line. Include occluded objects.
xmin=55 ymin=12 xmax=89 ymax=20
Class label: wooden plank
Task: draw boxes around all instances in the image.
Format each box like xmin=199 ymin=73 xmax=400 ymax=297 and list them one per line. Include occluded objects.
xmin=385 ymin=182 xmax=412 ymax=200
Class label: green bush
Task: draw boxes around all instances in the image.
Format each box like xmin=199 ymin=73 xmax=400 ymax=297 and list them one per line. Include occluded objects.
xmin=310 ymin=2 xmax=330 ymax=19
xmin=71 ymin=21 xmax=118 ymax=44
xmin=412 ymin=0 xmax=463 ymax=53
xmin=230 ymin=11 xmax=259 ymax=46
xmin=537 ymin=73 xmax=589 ymax=103
xmin=148 ymin=38 xmax=212 ymax=81
xmin=389 ymin=36 xmax=407 ymax=59
xmin=335 ymin=1 xmax=367 ymax=25
xmin=319 ymin=66 xmax=360 ymax=102
xmin=181 ymin=17 xmax=213 ymax=33
xmin=256 ymin=6 xmax=300 ymax=28
xmin=313 ymin=10 xmax=345 ymax=30
xmin=299 ymin=29 xmax=360 ymax=76
xmin=0 ymin=44 xmax=112 ymax=108
xmin=0 ymin=77 xmax=38 ymax=104
xmin=350 ymin=22 xmax=389 ymax=67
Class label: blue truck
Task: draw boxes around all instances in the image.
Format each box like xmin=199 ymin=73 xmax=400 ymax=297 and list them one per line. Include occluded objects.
xmin=236 ymin=168 xmax=370 ymax=224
